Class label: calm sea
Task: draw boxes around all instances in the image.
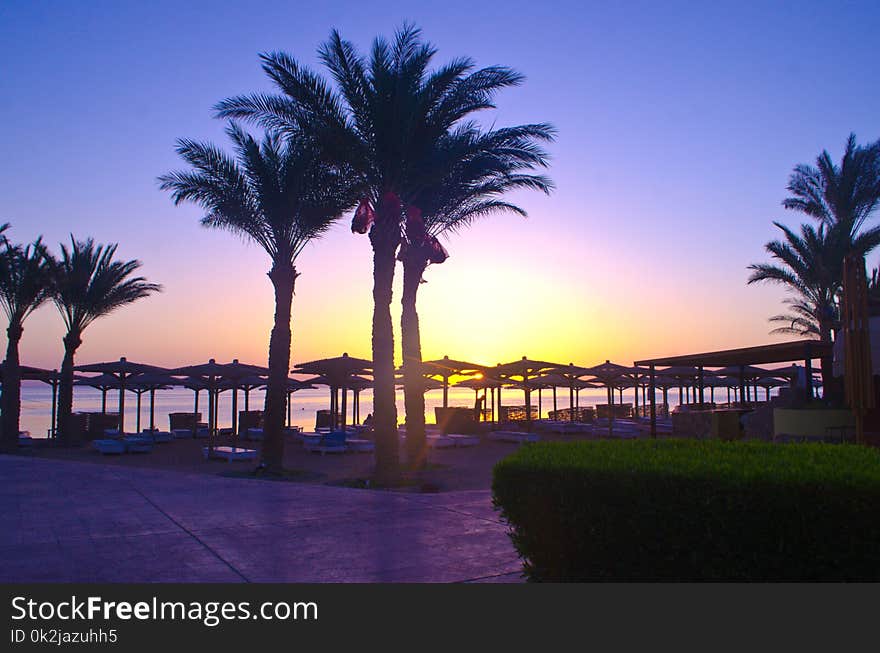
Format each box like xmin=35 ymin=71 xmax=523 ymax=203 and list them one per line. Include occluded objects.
xmin=18 ymin=381 xmax=697 ymax=437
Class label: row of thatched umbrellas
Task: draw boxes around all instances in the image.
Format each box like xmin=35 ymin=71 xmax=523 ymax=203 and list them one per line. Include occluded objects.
xmin=11 ymin=353 xmax=811 ymax=438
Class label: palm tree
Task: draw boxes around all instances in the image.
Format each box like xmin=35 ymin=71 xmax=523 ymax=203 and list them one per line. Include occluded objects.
xmin=216 ymin=25 xmax=529 ymax=481
xmin=0 ymin=230 xmax=53 ymax=449
xmin=159 ymin=124 xmax=359 ymax=472
xmin=751 ymin=133 xmax=880 ymax=397
xmin=398 ymin=125 xmax=555 ymax=467
xmin=52 ymin=238 xmax=160 ymax=445
xmin=748 ymin=220 xmax=880 ymax=390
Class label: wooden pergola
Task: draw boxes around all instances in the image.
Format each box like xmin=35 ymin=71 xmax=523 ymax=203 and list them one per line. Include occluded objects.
xmin=635 ymin=339 xmax=834 ymax=438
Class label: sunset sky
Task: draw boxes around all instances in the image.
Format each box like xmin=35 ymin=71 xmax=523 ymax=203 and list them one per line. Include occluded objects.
xmin=2 ymin=1 xmax=879 ymax=372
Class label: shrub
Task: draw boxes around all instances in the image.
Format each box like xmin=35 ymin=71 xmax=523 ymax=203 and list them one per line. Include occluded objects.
xmin=492 ymin=439 xmax=880 ymax=581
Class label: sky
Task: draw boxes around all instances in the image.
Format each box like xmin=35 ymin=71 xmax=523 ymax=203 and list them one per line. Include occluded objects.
xmin=1 ymin=0 xmax=879 ymax=372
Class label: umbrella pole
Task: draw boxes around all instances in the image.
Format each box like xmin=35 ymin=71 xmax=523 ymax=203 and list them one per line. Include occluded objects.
xmin=232 ymin=387 xmax=239 ymax=442
xmin=287 ymin=391 xmax=292 ymax=428
xmin=552 ymin=386 xmax=557 ymax=418
xmin=149 ymin=388 xmax=156 ymax=432
xmin=443 ymin=376 xmax=449 ymax=408
xmin=607 ymin=385 xmax=613 ymax=437
xmin=569 ymin=383 xmax=575 ymax=422
xmin=538 ymin=388 xmax=542 ymax=420
xmin=135 ymin=391 xmax=142 ymax=433
xmin=118 ymin=374 xmax=126 ymax=434
xmin=101 ymin=388 xmax=107 ymax=414
xmin=341 ymin=386 xmax=348 ymax=432
xmin=649 ymin=365 xmax=656 ymax=438
xmin=634 ymin=380 xmax=639 ymax=418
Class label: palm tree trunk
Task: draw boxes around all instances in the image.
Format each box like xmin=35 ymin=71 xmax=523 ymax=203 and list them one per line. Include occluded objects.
xmin=1 ymin=322 xmax=23 ymax=451
xmin=371 ymin=241 xmax=400 ymax=483
xmin=57 ymin=330 xmax=82 ymax=446
xmin=261 ymin=262 xmax=296 ymax=473
xmin=401 ymin=253 xmax=428 ymax=470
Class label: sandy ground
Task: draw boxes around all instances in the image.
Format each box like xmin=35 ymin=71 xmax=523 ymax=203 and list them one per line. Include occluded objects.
xmin=18 ymin=430 xmax=557 ymax=492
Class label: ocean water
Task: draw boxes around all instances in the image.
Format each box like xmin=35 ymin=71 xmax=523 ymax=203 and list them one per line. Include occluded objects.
xmin=17 ymin=380 xmax=718 ymax=437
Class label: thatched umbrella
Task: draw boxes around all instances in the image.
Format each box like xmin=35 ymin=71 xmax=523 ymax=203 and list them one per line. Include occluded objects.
xmin=419 ymin=356 xmax=486 ymax=408
xmin=74 ymin=358 xmax=167 ymax=433
xmin=543 ymin=364 xmax=594 ymax=422
xmin=712 ymin=365 xmax=773 ymax=404
xmin=293 ymin=353 xmax=372 ymax=429
xmin=495 ymin=357 xmax=564 ymax=430
xmin=168 ymin=359 xmax=266 ymax=453
xmin=582 ymin=360 xmax=635 ymax=436
xmin=20 ymin=366 xmax=64 ymax=438
xmin=75 ymin=372 xmax=120 ymax=414
xmin=128 ymin=372 xmax=178 ymax=432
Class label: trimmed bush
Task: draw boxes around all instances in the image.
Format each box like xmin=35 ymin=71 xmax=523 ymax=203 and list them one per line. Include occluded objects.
xmin=492 ymin=440 xmax=880 ymax=581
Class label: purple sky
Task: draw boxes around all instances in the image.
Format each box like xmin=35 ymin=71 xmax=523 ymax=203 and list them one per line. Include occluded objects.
xmin=2 ymin=1 xmax=878 ymax=370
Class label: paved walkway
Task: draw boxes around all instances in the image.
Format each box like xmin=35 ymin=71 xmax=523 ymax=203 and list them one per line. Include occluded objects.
xmin=0 ymin=456 xmax=522 ymax=583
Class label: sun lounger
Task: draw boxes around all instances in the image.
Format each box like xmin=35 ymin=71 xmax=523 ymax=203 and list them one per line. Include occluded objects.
xmin=195 ymin=427 xmax=210 ymax=438
xmin=304 ymin=431 xmax=347 ymax=455
xmin=488 ymin=431 xmax=540 ymax=444
xmin=345 ymin=438 xmax=375 ymax=453
xmin=447 ymin=434 xmax=479 ymax=447
xmin=123 ymin=435 xmax=154 ymax=453
xmin=246 ymin=427 xmax=264 ymax=440
xmin=426 ymin=434 xmax=456 ymax=449
xmin=143 ymin=429 xmax=173 ymax=443
xmin=93 ymin=439 xmax=126 ymax=455
xmin=202 ymin=446 xmax=258 ymax=461
xmin=103 ymin=428 xmax=121 ymax=438
xmin=171 ymin=428 xmax=193 ymax=439
xmin=18 ymin=434 xmax=34 ymax=447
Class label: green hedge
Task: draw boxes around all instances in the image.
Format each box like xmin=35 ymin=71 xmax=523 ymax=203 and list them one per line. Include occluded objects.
xmin=492 ymin=440 xmax=880 ymax=581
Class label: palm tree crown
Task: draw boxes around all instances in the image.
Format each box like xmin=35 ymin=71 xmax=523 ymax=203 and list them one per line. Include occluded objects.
xmin=52 ymin=238 xmax=161 ymax=337
xmin=783 ymin=133 xmax=880 ymax=234
xmin=0 ymin=236 xmax=53 ymax=333
xmin=159 ymin=123 xmax=360 ymax=265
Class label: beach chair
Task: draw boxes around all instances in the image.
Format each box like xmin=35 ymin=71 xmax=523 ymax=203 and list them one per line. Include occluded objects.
xmin=93 ymin=439 xmax=126 ymax=455
xmin=345 ymin=438 xmax=375 ymax=453
xmin=426 ymin=434 xmax=456 ymax=449
xmin=488 ymin=431 xmax=540 ymax=444
xmin=123 ymin=435 xmax=154 ymax=453
xmin=202 ymin=446 xmax=258 ymax=462
xmin=144 ymin=429 xmax=173 ymax=443
xmin=304 ymin=431 xmax=347 ymax=455
xmin=246 ymin=427 xmax=264 ymax=440
xmin=171 ymin=428 xmax=192 ymax=439
xmin=447 ymin=434 xmax=480 ymax=447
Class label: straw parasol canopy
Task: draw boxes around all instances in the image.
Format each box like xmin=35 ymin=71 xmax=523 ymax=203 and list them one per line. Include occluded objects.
xmin=127 ymin=372 xmax=177 ymax=432
xmin=297 ymin=358 xmax=373 ymax=429
xmin=415 ymin=356 xmax=487 ymax=408
xmin=17 ymin=366 xmax=65 ymax=438
xmin=495 ymin=357 xmax=565 ymax=429
xmin=168 ymin=359 xmax=267 ymax=447
xmin=74 ymin=358 xmax=169 ymax=433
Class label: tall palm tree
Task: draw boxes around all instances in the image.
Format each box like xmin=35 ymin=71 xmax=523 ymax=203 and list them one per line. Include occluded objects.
xmin=748 ymin=220 xmax=880 ymax=389
xmin=52 ymin=238 xmax=160 ymax=445
xmin=216 ymin=25 xmax=529 ymax=481
xmin=0 ymin=231 xmax=53 ymax=449
xmin=751 ymin=133 xmax=880 ymax=397
xmin=398 ymin=125 xmax=555 ymax=467
xmin=159 ymin=124 xmax=359 ymax=472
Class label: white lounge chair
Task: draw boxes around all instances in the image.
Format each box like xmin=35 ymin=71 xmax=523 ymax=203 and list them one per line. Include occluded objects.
xmin=93 ymin=439 xmax=126 ymax=455
xmin=447 ymin=434 xmax=479 ymax=447
xmin=172 ymin=428 xmax=193 ymax=439
xmin=426 ymin=434 xmax=456 ymax=449
xmin=246 ymin=427 xmax=264 ymax=440
xmin=488 ymin=431 xmax=540 ymax=443
xmin=202 ymin=446 xmax=258 ymax=462
xmin=345 ymin=438 xmax=375 ymax=453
